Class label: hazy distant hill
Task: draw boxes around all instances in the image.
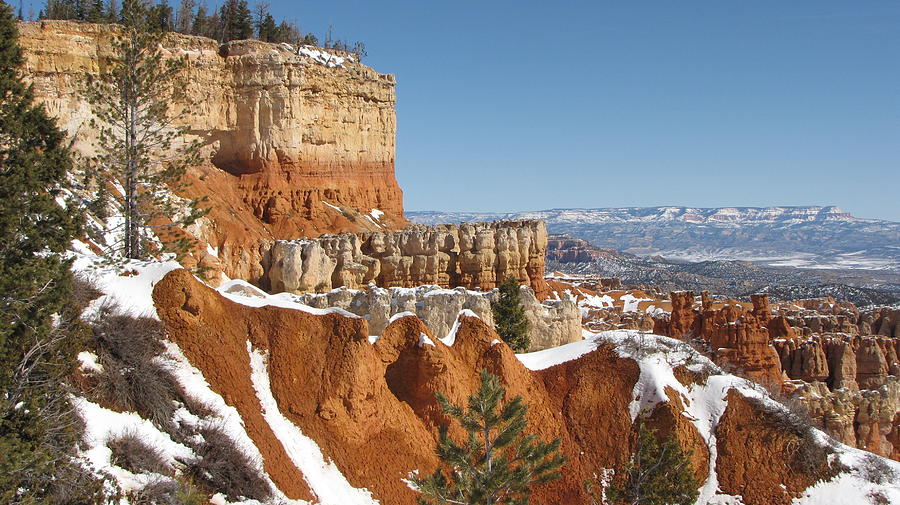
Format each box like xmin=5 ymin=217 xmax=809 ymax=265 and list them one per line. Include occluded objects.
xmin=408 ymin=206 xmax=900 ymax=272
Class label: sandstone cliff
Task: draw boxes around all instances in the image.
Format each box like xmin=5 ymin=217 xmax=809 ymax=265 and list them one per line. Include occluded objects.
xmin=18 ymin=20 xmax=405 ymax=280
xmin=265 ymin=220 xmax=550 ymax=298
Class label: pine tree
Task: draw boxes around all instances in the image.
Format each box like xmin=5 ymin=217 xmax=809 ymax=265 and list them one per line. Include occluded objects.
xmin=173 ymin=0 xmax=194 ymax=33
xmin=410 ymin=369 xmax=566 ymax=505
xmin=217 ymin=0 xmax=251 ymax=42
xmin=492 ymin=276 xmax=530 ymax=352
xmin=606 ymin=423 xmax=699 ymax=505
xmin=256 ymin=12 xmax=275 ymax=42
xmin=0 ymin=3 xmax=89 ymax=502
xmin=82 ymin=0 xmax=205 ymax=260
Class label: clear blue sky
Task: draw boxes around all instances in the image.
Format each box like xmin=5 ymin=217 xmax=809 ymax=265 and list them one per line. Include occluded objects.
xmin=27 ymin=0 xmax=900 ymax=221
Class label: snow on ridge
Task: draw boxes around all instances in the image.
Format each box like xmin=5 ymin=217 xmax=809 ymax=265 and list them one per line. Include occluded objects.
xmin=218 ymin=284 xmax=360 ymax=319
xmin=440 ymin=309 xmax=480 ymax=347
xmin=247 ymin=342 xmax=379 ymax=505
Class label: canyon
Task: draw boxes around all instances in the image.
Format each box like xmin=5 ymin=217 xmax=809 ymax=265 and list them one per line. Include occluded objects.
xmin=17 ymin=20 xmax=900 ymax=505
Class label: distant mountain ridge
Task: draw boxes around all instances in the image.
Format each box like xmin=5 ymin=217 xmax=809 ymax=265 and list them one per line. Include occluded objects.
xmin=408 ymin=206 xmax=900 ymax=272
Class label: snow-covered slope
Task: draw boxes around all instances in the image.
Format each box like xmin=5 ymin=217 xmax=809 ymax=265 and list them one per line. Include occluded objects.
xmin=69 ymin=254 xmax=900 ymax=504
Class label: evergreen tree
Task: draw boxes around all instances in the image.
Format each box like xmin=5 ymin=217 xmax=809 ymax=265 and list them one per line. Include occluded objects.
xmin=217 ymin=0 xmax=251 ymax=42
xmin=146 ymin=0 xmax=173 ymax=32
xmin=410 ymin=369 xmax=566 ymax=505
xmin=85 ymin=0 xmax=104 ymax=21
xmin=256 ymin=12 xmax=275 ymax=41
xmin=0 ymin=3 xmax=89 ymax=502
xmin=173 ymin=0 xmax=194 ymax=33
xmin=491 ymin=276 xmax=530 ymax=352
xmin=82 ymin=0 xmax=205 ymax=260
xmin=606 ymin=423 xmax=699 ymax=505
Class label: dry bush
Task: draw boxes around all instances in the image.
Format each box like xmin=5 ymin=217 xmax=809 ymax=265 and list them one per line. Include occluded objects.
xmin=868 ymin=490 xmax=890 ymax=505
xmin=862 ymin=454 xmax=899 ymax=485
xmin=129 ymin=476 xmax=208 ymax=505
xmin=41 ymin=458 xmax=116 ymax=505
xmin=108 ymin=429 xmax=172 ymax=476
xmin=87 ymin=306 xmax=184 ymax=429
xmin=188 ymin=424 xmax=272 ymax=501
xmin=70 ymin=275 xmax=104 ymax=313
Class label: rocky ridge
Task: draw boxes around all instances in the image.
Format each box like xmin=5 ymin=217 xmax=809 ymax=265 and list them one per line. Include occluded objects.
xmin=411 ymin=207 xmax=900 ymax=273
xmin=264 ymin=220 xmax=550 ymax=299
xmin=288 ymin=283 xmax=580 ymax=351
xmin=150 ymin=268 xmax=887 ymax=505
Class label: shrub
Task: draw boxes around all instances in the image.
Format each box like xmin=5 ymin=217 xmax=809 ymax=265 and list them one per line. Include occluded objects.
xmin=129 ymin=476 xmax=208 ymax=505
xmin=88 ymin=306 xmax=183 ymax=429
xmin=862 ymin=454 xmax=899 ymax=485
xmin=108 ymin=428 xmax=172 ymax=476
xmin=188 ymin=424 xmax=272 ymax=501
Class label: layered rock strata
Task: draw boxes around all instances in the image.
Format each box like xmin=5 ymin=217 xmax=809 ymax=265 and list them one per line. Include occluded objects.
xmin=18 ymin=21 xmax=405 ymax=280
xmin=265 ymin=220 xmax=550 ymax=298
xmin=296 ymin=284 xmax=581 ymax=350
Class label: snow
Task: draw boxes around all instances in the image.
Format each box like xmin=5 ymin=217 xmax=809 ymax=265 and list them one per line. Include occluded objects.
xmin=516 ymin=338 xmax=600 ymax=370
xmin=218 ymin=285 xmax=360 ymax=319
xmin=793 ymin=472 xmax=900 ymax=504
xmin=293 ymin=45 xmax=352 ymax=68
xmin=247 ymin=342 xmax=379 ymax=505
xmin=579 ymin=294 xmax=615 ymax=309
xmin=77 ymin=351 xmax=103 ymax=373
xmin=73 ymin=396 xmax=196 ymax=494
xmin=440 ymin=309 xmax=480 ymax=347
xmin=73 ymin=252 xmax=182 ymax=319
xmin=418 ymin=333 xmax=435 ymax=347
xmin=369 ymin=209 xmax=384 ymax=220
xmin=619 ymin=293 xmax=652 ymax=312
xmin=321 ymin=201 xmax=343 ymax=212
xmin=389 ymin=311 xmax=417 ymax=323
xmin=161 ymin=341 xmax=306 ymax=504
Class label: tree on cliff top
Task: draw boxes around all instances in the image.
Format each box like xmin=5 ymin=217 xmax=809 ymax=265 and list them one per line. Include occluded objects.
xmin=492 ymin=276 xmax=530 ymax=352
xmin=82 ymin=0 xmax=206 ymax=260
xmin=409 ymin=369 xmax=566 ymax=505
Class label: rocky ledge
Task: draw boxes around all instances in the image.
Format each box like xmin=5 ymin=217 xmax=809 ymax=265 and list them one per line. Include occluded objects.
xmin=264 ymin=220 xmax=550 ymax=298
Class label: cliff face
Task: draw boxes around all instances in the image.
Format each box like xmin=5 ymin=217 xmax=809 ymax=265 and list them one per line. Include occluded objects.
xmin=265 ymin=220 xmax=550 ymax=298
xmin=18 ymin=21 xmax=405 ymax=279
xmin=294 ymin=283 xmax=581 ymax=351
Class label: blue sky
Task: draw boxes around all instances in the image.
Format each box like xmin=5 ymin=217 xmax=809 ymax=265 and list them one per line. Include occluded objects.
xmin=27 ymin=1 xmax=900 ymax=220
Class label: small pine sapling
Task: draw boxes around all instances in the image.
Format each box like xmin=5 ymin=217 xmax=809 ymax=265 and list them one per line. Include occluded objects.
xmin=606 ymin=422 xmax=699 ymax=505
xmin=410 ymin=369 xmax=566 ymax=505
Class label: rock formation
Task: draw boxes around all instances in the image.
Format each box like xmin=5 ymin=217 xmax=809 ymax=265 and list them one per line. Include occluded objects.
xmin=152 ymin=268 xmax=845 ymax=505
xmin=18 ymin=21 xmax=405 ymax=281
xmin=152 ymin=269 xmax=640 ymax=505
xmin=655 ymin=291 xmax=783 ymax=389
xmin=296 ymin=283 xmax=581 ymax=350
xmin=265 ymin=220 xmax=550 ymax=298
